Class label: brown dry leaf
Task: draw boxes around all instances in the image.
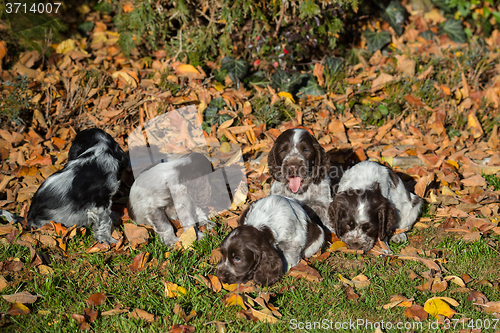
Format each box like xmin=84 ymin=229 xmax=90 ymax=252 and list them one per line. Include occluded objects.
xmin=0 ymin=224 xmax=15 ymax=235
xmin=4 ymin=260 xmax=24 ymax=272
xmin=222 ymin=281 xmax=256 ymax=293
xmin=84 ymin=308 xmax=98 ymax=323
xmin=344 ymin=286 xmax=359 ymax=300
xmin=86 ymin=293 xmax=106 ymax=307
xmin=431 ymin=278 xmax=448 ymax=293
xmin=2 ymin=291 xmax=37 ymax=304
xmin=483 ymin=301 xmax=500 ymax=314
xmin=87 ymin=242 xmax=110 ymax=253
xmin=208 ymin=275 xmax=222 ymax=293
xmin=173 ymin=303 xmax=197 ymax=322
xmin=468 ymin=290 xmax=489 ymax=304
xmin=404 ymin=304 xmax=428 ymax=321
xmin=288 ymin=263 xmax=323 ymax=282
xmin=129 ymin=308 xmax=155 ymax=322
xmin=397 ymin=254 xmax=441 ymax=271
xmin=209 ymin=248 xmax=222 ymax=264
xmin=249 ymin=307 xmax=280 ymax=323
xmin=38 ymin=265 xmax=54 ymax=275
xmin=101 ymin=307 xmax=129 ymax=316
xmin=414 ymin=173 xmax=434 ymax=197
xmin=123 ymin=223 xmax=149 ymax=246
xmin=460 ymin=175 xmax=487 ymax=187
xmin=372 ymin=73 xmax=394 ymax=91
xmin=0 ymin=275 xmax=8 ymax=291
xmin=168 ymin=324 xmax=196 ymax=333
xmin=467 ymin=112 xmax=484 ymax=138
xmin=351 ymin=274 xmax=371 ymax=289
xmin=130 ymin=252 xmax=149 ymax=272
xmin=71 ymin=313 xmax=90 ymax=331
xmin=0 ymin=41 xmax=7 ymax=62
xmin=383 ymin=295 xmax=414 ymax=309
xmin=7 ymin=303 xmax=30 ymax=316
xmin=313 ymin=62 xmax=325 ymax=86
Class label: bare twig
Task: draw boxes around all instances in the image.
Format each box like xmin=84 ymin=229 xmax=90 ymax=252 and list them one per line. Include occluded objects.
xmin=275 ymin=1 xmax=286 ymax=36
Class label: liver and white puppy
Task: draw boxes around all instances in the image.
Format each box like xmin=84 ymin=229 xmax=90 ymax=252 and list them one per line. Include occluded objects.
xmin=268 ymin=128 xmax=332 ymax=230
xmin=217 ymin=195 xmax=324 ymax=286
xmin=128 ymin=153 xmax=215 ymax=246
xmin=27 ymin=128 xmax=128 ymax=244
xmin=328 ymin=160 xmax=423 ymax=252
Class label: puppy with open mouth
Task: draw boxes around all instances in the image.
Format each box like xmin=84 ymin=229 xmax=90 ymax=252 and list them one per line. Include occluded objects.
xmin=267 ymin=128 xmax=332 ymax=230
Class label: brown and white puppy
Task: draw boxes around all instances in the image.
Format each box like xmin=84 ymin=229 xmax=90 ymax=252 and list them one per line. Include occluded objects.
xmin=128 ymin=152 xmax=215 ymax=246
xmin=217 ymin=195 xmax=324 ymax=286
xmin=268 ymin=128 xmax=332 ymax=230
xmin=328 ymin=160 xmax=423 ymax=252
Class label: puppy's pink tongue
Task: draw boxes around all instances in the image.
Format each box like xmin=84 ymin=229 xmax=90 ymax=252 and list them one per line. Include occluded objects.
xmin=289 ymin=177 xmax=302 ymax=193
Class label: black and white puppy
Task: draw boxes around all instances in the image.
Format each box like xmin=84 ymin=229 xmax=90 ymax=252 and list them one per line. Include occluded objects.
xmin=268 ymin=128 xmax=332 ymax=230
xmin=27 ymin=128 xmax=128 ymax=244
xmin=128 ymin=152 xmax=215 ymax=246
xmin=217 ymin=195 xmax=325 ymax=286
xmin=328 ymin=160 xmax=423 ymax=252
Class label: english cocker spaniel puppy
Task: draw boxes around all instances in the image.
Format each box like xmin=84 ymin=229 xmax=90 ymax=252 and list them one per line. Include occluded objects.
xmin=127 ymin=152 xmax=216 ymax=246
xmin=328 ymin=160 xmax=423 ymax=252
xmin=217 ymin=195 xmax=325 ymax=286
xmin=268 ymin=128 xmax=332 ymax=230
xmin=27 ymin=128 xmax=128 ymax=244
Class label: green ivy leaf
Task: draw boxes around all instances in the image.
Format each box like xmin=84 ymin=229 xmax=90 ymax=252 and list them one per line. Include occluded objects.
xmin=246 ymin=71 xmax=271 ymax=87
xmin=299 ymin=0 xmax=320 ymax=20
xmin=221 ymin=56 xmax=249 ymax=83
xmin=271 ymin=70 xmax=303 ymax=93
xmin=363 ymin=30 xmax=391 ymax=52
xmin=209 ymin=97 xmax=226 ymax=110
xmin=381 ymin=0 xmax=406 ymax=36
xmin=439 ymin=19 xmax=467 ymax=43
xmin=378 ymin=104 xmax=389 ymax=115
xmin=298 ymin=76 xmax=325 ymax=97
xmin=324 ymin=56 xmax=343 ymax=73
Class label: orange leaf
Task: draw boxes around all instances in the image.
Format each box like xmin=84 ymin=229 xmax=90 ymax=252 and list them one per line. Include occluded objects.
xmin=129 ymin=252 xmax=149 ymax=272
xmin=0 ymin=41 xmax=7 ymax=62
xmin=404 ymin=304 xmax=428 ymax=321
xmin=87 ymin=293 xmax=106 ymax=307
xmin=7 ymin=303 xmax=30 ymax=316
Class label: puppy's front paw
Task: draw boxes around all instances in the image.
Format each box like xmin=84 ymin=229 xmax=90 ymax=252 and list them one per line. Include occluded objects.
xmin=158 ymin=231 xmax=179 ymax=246
xmin=390 ymin=232 xmax=407 ymax=243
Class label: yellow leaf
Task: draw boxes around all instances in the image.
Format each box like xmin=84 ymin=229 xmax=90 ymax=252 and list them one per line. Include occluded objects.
xmin=163 ymin=281 xmax=185 ymax=298
xmin=111 ymin=70 xmax=138 ymax=88
xmin=329 ymin=240 xmax=348 ymax=252
xmin=222 ymin=283 xmax=237 ymax=292
xmin=444 ymin=276 xmax=465 ymax=287
xmin=177 ymin=64 xmax=200 ymax=74
xmin=441 ymin=186 xmax=456 ymax=197
xmin=214 ymin=82 xmax=225 ymax=91
xmin=219 ymin=118 xmax=234 ymax=130
xmin=179 ymin=226 xmax=197 ymax=249
xmin=278 ymin=91 xmax=295 ymax=103
xmin=424 ymin=298 xmax=456 ymax=319
xmin=467 ymin=112 xmax=484 ymax=138
xmin=224 ymin=293 xmax=246 ymax=309
xmin=446 ymin=160 xmax=459 ymax=169
xmin=338 ymin=274 xmax=353 ymax=287
xmin=56 ymin=39 xmax=77 ymax=54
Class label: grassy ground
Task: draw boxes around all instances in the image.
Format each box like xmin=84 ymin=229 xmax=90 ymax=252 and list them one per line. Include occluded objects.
xmin=1 ymin=208 xmax=499 ymax=332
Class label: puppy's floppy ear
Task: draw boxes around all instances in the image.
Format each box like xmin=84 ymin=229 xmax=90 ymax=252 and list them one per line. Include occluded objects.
xmin=312 ymin=141 xmax=329 ymax=183
xmin=252 ymin=240 xmax=283 ymax=286
xmin=267 ymin=142 xmax=281 ymax=181
xmin=378 ymin=200 xmax=396 ymax=241
xmin=238 ymin=206 xmax=250 ymax=226
xmin=111 ymin=140 xmax=129 ymax=169
xmin=327 ymin=195 xmax=343 ymax=235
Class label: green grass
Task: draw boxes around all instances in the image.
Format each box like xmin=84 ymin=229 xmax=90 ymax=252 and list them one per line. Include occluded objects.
xmin=484 ymin=174 xmax=500 ymax=191
xmin=1 ymin=224 xmax=499 ymax=333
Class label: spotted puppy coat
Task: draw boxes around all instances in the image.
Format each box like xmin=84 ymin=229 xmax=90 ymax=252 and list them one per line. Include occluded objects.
xmin=328 ymin=160 xmax=423 ymax=252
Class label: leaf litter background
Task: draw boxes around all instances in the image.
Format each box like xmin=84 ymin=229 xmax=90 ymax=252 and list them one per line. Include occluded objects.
xmin=1 ymin=2 xmax=500 ymax=332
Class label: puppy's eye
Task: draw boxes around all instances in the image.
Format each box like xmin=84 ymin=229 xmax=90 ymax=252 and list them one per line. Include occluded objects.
xmin=303 ymin=148 xmax=309 ymax=153
xmin=362 ymin=224 xmax=372 ymax=232
xmin=233 ymin=257 xmax=241 ymax=263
